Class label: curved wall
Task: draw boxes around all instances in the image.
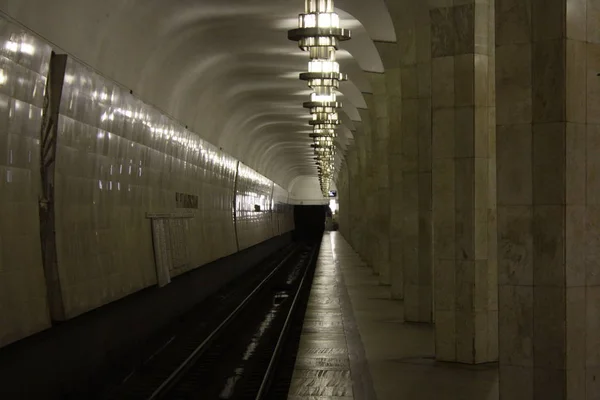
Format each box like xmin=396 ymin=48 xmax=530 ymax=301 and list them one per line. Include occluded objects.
xmin=0 ymin=0 xmax=395 ymax=189
xmin=235 ymin=163 xmax=274 ymax=250
xmin=272 ymin=183 xmax=294 ymax=235
xmin=289 ymin=176 xmax=330 ymax=205
xmin=0 ymin=18 xmax=295 ymax=348
xmin=0 ymin=19 xmax=52 ymax=347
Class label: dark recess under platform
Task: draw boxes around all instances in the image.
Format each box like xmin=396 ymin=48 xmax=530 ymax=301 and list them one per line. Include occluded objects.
xmin=0 ymin=233 xmax=292 ymax=400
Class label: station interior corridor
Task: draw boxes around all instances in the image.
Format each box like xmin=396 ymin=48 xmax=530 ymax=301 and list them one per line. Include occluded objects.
xmin=0 ymin=0 xmax=599 ymax=399
xmin=289 ymin=232 xmax=498 ymax=400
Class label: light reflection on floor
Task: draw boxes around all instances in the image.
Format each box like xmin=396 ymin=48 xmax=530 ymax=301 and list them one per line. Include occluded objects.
xmin=287 ymin=234 xmax=354 ymax=399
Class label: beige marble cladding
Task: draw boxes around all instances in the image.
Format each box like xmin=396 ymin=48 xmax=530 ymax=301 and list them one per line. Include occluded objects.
xmin=336 ymin=158 xmax=350 ymax=240
xmin=363 ymin=91 xmax=379 ymax=275
xmin=0 ymin=21 xmax=52 ymax=347
xmin=339 ymin=154 xmax=349 ymax=242
xmin=385 ymin=0 xmax=421 ymax=305
xmin=386 ymin=65 xmax=404 ymax=300
xmin=357 ymin=106 xmax=376 ymax=268
xmin=367 ymin=71 xmax=391 ymax=286
xmin=347 ymin=135 xmax=365 ymax=253
xmin=431 ymin=0 xmax=497 ymax=364
xmin=496 ymin=0 xmax=600 ymax=398
xmin=403 ymin=4 xmax=434 ymax=323
xmin=338 ymin=113 xmax=380 ymax=278
xmin=344 ymin=144 xmax=359 ymax=254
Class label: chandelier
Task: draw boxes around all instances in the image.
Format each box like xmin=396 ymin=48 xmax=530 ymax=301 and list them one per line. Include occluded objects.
xmin=289 ymin=0 xmax=351 ymax=197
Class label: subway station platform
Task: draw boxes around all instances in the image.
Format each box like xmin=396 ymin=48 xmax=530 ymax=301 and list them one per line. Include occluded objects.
xmin=288 ymin=232 xmax=499 ymax=400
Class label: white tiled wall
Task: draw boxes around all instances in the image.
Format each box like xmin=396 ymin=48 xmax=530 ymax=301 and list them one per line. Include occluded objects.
xmin=236 ymin=163 xmax=274 ymax=250
xmin=273 ymin=183 xmax=294 ymax=236
xmin=0 ymin=20 xmax=52 ymax=347
xmin=0 ymin=17 xmax=295 ymax=343
xmin=54 ymin=58 xmax=295 ymax=319
xmin=55 ymin=59 xmax=235 ymax=318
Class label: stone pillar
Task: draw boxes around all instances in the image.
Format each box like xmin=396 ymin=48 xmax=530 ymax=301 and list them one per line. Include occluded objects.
xmin=376 ymin=43 xmax=404 ymax=299
xmin=389 ymin=97 xmax=404 ymax=298
xmin=337 ymin=156 xmax=351 ymax=240
xmin=346 ymin=144 xmax=361 ymax=250
xmin=383 ymin=0 xmax=434 ymax=314
xmin=496 ymin=0 xmax=600 ymax=397
xmin=357 ymin=105 xmax=377 ymax=271
xmin=400 ymin=3 xmax=434 ymax=323
xmin=367 ymin=70 xmax=392 ymax=285
xmin=431 ymin=0 xmax=497 ymax=363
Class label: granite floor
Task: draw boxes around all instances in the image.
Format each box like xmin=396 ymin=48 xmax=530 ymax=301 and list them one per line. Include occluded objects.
xmin=288 ymin=232 xmax=499 ymax=400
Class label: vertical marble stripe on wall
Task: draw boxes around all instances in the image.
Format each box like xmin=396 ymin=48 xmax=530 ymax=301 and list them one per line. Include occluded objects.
xmin=0 ymin=19 xmax=52 ymax=347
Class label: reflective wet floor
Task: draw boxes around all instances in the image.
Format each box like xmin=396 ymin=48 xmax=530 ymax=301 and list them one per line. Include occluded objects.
xmin=287 ymin=234 xmax=357 ymax=400
xmin=288 ymin=232 xmax=499 ymax=400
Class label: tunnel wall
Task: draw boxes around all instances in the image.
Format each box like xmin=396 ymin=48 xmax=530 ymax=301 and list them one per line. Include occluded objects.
xmin=293 ymin=205 xmax=327 ymax=242
xmin=272 ymin=182 xmax=294 ymax=237
xmin=0 ymin=20 xmax=53 ymax=348
xmin=235 ymin=163 xmax=275 ymax=250
xmin=0 ymin=18 xmax=295 ymax=349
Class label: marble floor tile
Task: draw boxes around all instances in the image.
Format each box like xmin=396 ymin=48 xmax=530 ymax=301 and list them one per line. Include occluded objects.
xmin=288 ymin=232 xmax=499 ymax=400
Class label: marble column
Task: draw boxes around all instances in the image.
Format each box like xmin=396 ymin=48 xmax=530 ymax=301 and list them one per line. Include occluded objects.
xmin=357 ymin=103 xmax=377 ymax=271
xmin=367 ymin=68 xmax=393 ymax=285
xmin=375 ymin=41 xmax=404 ymax=299
xmin=402 ymin=5 xmax=434 ymax=324
xmin=337 ymin=156 xmax=351 ymax=240
xmin=383 ymin=0 xmax=434 ymax=321
xmin=431 ymin=0 xmax=498 ymax=363
xmin=388 ymin=86 xmax=404 ymax=299
xmin=496 ymin=0 xmax=600 ymax=397
xmin=347 ymin=145 xmax=361 ymax=250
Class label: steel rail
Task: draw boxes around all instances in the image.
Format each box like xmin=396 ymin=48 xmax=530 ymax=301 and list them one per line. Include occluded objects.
xmin=254 ymin=244 xmax=319 ymax=399
xmin=147 ymin=245 xmax=300 ymax=400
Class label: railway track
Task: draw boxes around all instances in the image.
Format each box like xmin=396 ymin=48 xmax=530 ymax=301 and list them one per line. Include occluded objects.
xmin=103 ymin=242 xmax=318 ymax=400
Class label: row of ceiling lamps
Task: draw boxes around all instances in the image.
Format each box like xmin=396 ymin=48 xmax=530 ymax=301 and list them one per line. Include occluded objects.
xmin=288 ymin=0 xmax=351 ymax=197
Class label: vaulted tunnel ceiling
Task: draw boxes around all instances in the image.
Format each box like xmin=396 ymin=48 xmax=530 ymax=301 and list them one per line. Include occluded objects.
xmin=0 ymin=0 xmax=397 ymax=192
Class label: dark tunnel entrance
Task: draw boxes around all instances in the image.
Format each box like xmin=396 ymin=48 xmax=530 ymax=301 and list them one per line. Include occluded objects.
xmin=293 ymin=205 xmax=327 ymax=242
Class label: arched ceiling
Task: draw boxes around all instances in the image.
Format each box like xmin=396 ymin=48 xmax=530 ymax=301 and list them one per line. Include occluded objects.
xmin=0 ymin=0 xmax=396 ymax=191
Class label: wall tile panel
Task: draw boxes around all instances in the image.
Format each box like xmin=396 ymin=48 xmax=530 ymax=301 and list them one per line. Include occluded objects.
xmin=54 ymin=58 xmax=292 ymax=318
xmin=0 ymin=16 xmax=295 ymax=343
xmin=235 ymin=163 xmax=274 ymax=250
xmin=0 ymin=20 xmax=52 ymax=347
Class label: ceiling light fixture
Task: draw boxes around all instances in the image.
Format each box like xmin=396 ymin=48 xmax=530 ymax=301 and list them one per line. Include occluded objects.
xmin=289 ymin=0 xmax=350 ymax=196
